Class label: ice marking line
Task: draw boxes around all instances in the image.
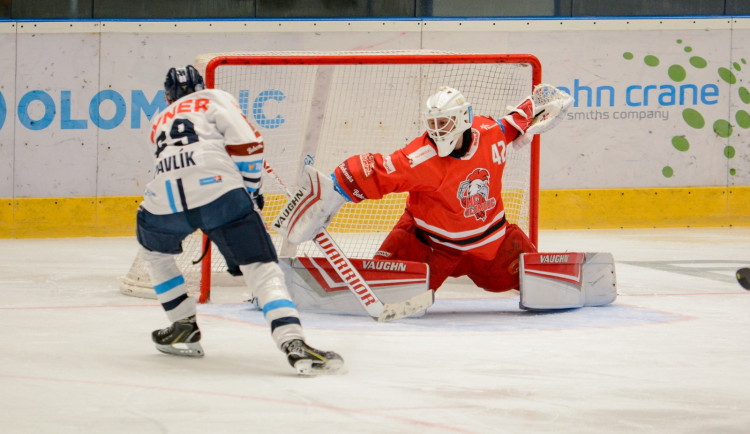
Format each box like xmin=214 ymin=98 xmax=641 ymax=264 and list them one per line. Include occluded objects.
xmin=0 ymin=374 xmax=474 ymax=433
xmin=621 ymin=259 xmax=750 ymax=284
xmin=199 ymin=298 xmax=685 ymax=332
xmin=0 ymin=304 xmax=158 ymax=310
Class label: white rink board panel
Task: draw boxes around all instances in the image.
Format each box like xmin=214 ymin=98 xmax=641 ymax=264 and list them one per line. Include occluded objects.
xmin=14 ymin=24 xmax=101 ymax=198
xmin=0 ymin=22 xmax=16 ymax=198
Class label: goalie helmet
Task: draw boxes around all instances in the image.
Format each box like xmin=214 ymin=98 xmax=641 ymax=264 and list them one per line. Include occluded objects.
xmin=424 ymin=86 xmax=473 ymax=157
xmin=164 ymin=65 xmax=205 ymax=103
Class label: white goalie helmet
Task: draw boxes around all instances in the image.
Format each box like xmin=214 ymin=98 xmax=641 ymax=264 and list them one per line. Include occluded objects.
xmin=424 ymin=86 xmax=474 ymax=157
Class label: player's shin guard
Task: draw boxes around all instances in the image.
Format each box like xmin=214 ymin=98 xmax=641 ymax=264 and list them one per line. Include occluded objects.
xmin=140 ymin=247 xmax=196 ymax=322
xmin=240 ymin=261 xmax=305 ymax=348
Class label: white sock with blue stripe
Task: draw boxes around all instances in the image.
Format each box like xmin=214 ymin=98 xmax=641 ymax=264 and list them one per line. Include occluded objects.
xmin=140 ymin=247 xmax=196 ymax=323
xmin=240 ymin=262 xmax=304 ymax=348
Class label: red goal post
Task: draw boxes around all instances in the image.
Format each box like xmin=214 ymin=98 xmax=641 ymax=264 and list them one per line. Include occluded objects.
xmin=120 ymin=51 xmax=541 ymax=302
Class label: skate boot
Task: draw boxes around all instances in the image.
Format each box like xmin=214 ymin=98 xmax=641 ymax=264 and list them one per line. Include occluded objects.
xmin=282 ymin=339 xmax=345 ymax=376
xmin=152 ymin=315 xmax=204 ymax=357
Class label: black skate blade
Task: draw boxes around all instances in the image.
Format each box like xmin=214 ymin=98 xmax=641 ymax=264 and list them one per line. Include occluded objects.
xmin=155 ymin=342 xmax=205 ymax=358
xmin=737 ymin=268 xmax=750 ymax=290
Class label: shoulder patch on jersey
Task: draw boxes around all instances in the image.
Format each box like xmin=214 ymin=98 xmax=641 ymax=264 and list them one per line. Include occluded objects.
xmin=407 ymin=145 xmax=437 ymax=167
xmin=383 ymin=155 xmax=396 ymax=174
xmin=360 ymin=154 xmax=376 ymax=177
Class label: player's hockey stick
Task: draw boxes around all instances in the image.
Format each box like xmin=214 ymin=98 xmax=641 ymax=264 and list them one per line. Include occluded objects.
xmin=737 ymin=267 xmax=750 ymax=290
xmin=263 ymin=161 xmax=434 ymax=322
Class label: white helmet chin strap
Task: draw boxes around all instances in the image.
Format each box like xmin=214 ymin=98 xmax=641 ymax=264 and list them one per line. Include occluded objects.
xmin=424 ymin=87 xmax=473 ymax=157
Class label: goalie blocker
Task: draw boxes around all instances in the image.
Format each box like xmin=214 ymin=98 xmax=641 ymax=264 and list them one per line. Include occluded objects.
xmin=519 ymin=252 xmax=617 ymax=310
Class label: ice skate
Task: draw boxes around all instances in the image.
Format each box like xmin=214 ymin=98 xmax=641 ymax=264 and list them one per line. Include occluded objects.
xmin=282 ymin=339 xmax=344 ymax=376
xmin=152 ymin=315 xmax=204 ymax=357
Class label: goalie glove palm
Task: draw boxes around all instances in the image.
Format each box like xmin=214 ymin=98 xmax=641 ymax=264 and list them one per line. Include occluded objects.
xmin=526 ymin=84 xmax=573 ymax=136
xmin=273 ymin=165 xmax=346 ymax=245
xmin=505 ymin=84 xmax=573 ymax=149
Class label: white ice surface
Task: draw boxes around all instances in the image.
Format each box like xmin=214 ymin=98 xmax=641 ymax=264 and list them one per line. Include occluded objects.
xmin=1 ymin=228 xmax=749 ymax=433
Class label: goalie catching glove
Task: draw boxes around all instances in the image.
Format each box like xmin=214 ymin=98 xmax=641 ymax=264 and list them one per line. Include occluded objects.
xmin=273 ymin=165 xmax=347 ymax=245
xmin=503 ymin=83 xmax=573 ymax=149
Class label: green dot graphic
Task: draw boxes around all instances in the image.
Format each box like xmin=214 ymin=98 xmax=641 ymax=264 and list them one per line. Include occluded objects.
xmin=676 ymin=39 xmax=682 ymax=44
xmin=718 ymin=67 xmax=737 ymax=84
xmin=736 ymin=110 xmax=750 ymax=128
xmin=644 ymin=55 xmax=660 ymax=66
xmin=730 ymin=168 xmax=737 ymax=175
xmin=623 ymin=52 xmax=634 ymax=60
xmin=671 ymin=136 xmax=690 ymax=151
xmin=689 ymin=56 xmax=707 ymax=68
xmin=743 ymin=58 xmax=748 ymax=64
xmin=682 ymin=108 xmax=705 ymax=129
xmin=734 ymin=62 xmax=742 ymax=71
xmin=662 ymin=166 xmax=674 ymax=178
xmin=713 ymin=119 xmax=733 ymax=138
xmin=724 ymin=146 xmax=735 ymax=158
xmin=739 ymin=87 xmax=750 ymax=104
xmin=685 ymin=46 xmax=693 ymax=53
xmin=668 ymin=65 xmax=686 ymax=82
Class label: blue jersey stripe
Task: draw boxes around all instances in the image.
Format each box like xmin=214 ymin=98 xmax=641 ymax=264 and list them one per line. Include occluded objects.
xmin=494 ymin=118 xmax=506 ymax=134
xmin=165 ymin=180 xmax=178 ymax=213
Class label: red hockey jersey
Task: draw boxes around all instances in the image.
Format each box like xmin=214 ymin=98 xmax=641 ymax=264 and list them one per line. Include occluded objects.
xmin=334 ymin=115 xmax=523 ymax=261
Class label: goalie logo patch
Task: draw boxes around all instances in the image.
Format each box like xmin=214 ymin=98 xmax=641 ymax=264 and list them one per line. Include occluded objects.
xmin=457 ymin=168 xmax=496 ymax=221
xmin=359 ymin=154 xmax=376 ymax=177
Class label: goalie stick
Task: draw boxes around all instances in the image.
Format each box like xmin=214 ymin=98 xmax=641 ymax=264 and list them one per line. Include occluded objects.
xmin=737 ymin=267 xmax=750 ymax=290
xmin=263 ymin=161 xmax=434 ymax=321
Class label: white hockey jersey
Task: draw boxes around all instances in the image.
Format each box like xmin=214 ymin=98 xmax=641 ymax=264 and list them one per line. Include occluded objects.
xmin=141 ymin=89 xmax=264 ymax=215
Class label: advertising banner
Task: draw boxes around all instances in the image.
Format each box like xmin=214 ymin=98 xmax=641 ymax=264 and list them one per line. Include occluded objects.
xmin=0 ymin=18 xmax=747 ymax=236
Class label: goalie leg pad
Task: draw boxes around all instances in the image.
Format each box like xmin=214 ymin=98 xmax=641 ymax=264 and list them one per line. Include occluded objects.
xmin=278 ymin=257 xmax=430 ymax=317
xmin=272 ymin=165 xmax=346 ymax=245
xmin=519 ymin=252 xmax=617 ymax=310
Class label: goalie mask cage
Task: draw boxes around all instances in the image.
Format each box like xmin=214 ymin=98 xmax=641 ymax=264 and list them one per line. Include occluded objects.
xmin=120 ymin=50 xmax=541 ymax=302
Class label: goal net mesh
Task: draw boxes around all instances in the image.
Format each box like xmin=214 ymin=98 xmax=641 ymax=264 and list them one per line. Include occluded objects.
xmin=120 ymin=51 xmax=540 ymax=299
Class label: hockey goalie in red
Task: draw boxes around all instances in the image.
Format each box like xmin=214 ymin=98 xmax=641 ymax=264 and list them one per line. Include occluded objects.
xmin=275 ymin=84 xmax=574 ymax=294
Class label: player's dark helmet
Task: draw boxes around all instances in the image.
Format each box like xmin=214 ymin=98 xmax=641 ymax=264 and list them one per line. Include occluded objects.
xmin=164 ymin=65 xmax=205 ymax=103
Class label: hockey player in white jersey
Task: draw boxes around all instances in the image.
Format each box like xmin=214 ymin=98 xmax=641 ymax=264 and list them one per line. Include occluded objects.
xmin=136 ymin=65 xmax=343 ymax=375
